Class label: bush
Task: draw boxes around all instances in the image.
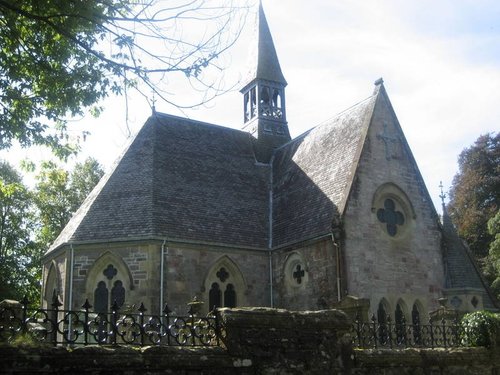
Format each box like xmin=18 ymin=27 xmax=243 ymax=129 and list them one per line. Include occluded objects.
xmin=460 ymin=311 xmax=500 ymax=347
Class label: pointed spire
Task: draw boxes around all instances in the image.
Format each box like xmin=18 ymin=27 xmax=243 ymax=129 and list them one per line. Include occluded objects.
xmin=243 ymin=1 xmax=287 ymax=89
xmin=240 ymin=1 xmax=290 ymax=163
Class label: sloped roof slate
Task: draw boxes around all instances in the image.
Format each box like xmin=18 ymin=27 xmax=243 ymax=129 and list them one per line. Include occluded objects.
xmin=271 ymin=94 xmax=377 ymax=247
xmin=49 ymin=90 xmax=379 ymax=254
xmin=442 ymin=209 xmax=497 ymax=309
xmin=49 ymin=114 xmax=270 ymax=252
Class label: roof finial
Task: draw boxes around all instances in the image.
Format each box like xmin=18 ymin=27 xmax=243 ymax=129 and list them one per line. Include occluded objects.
xmin=439 ymin=181 xmax=446 ymax=209
xmin=151 ymin=92 xmax=157 ymax=115
xmin=374 ymin=77 xmax=384 ymax=86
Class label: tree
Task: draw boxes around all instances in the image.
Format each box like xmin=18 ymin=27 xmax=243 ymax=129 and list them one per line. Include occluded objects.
xmin=485 ymin=210 xmax=500 ymax=301
xmin=0 ymin=0 xmax=249 ymax=157
xmin=0 ymin=161 xmax=39 ymax=301
xmin=34 ymin=158 xmax=104 ymax=247
xmin=0 ymin=158 xmax=104 ymax=302
xmin=448 ymin=132 xmax=500 ymax=259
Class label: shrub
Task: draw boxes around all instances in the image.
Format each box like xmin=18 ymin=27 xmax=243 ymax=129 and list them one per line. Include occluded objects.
xmin=460 ymin=311 xmax=500 ymax=347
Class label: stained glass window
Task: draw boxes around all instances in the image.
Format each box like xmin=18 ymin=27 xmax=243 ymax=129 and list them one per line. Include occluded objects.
xmin=377 ymin=198 xmax=405 ymax=236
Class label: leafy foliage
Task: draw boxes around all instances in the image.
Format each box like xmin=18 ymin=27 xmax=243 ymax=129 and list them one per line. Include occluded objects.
xmin=461 ymin=310 xmax=500 ymax=347
xmin=0 ymin=0 xmax=125 ymax=157
xmin=485 ymin=210 xmax=500 ymax=301
xmin=0 ymin=162 xmax=39 ymax=302
xmin=34 ymin=158 xmax=104 ymax=247
xmin=448 ymin=133 xmax=500 ymax=259
xmin=0 ymin=158 xmax=104 ymax=302
xmin=0 ymin=0 xmax=248 ymax=157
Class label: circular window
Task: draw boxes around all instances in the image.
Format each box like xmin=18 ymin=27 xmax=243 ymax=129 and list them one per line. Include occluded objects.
xmin=284 ymin=253 xmax=308 ymax=289
xmin=377 ymin=198 xmax=405 ymax=236
xmin=372 ymin=183 xmax=415 ymax=239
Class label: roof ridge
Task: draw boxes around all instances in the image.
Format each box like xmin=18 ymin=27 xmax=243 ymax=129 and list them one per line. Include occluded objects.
xmin=154 ymin=112 xmax=248 ymax=135
xmin=273 ymin=92 xmax=377 ymax=154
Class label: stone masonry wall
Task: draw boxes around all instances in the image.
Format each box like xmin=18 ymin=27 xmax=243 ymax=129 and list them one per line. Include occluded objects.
xmin=343 ymin=91 xmax=445 ymax=317
xmin=273 ymin=237 xmax=339 ymax=310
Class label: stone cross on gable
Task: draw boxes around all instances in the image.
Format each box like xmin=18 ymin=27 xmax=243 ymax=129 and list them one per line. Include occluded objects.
xmin=439 ymin=181 xmax=447 ymax=207
xmin=377 ymin=122 xmax=400 ymax=160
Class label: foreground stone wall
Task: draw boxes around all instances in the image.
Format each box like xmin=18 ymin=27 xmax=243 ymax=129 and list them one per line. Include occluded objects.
xmin=1 ymin=307 xmax=500 ymax=374
xmin=353 ymin=347 xmax=500 ymax=375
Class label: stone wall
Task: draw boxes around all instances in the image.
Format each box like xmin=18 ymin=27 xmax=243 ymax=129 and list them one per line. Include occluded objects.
xmin=343 ymin=90 xmax=446 ymax=317
xmin=273 ymin=237 xmax=339 ymax=311
xmin=352 ymin=347 xmax=500 ymax=375
xmin=42 ymin=240 xmax=271 ymax=316
xmin=2 ymin=307 xmax=499 ymax=374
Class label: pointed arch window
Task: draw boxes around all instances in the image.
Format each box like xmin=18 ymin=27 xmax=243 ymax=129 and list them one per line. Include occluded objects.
xmin=244 ymin=88 xmax=257 ymax=122
xmin=395 ymin=303 xmax=405 ymax=345
xmin=92 ymin=264 xmax=127 ymax=312
xmin=377 ymin=301 xmax=388 ymax=345
xmin=94 ymin=281 xmax=109 ymax=313
xmin=224 ymin=284 xmax=236 ymax=308
xmin=209 ymin=282 xmax=222 ymax=310
xmin=207 ymin=269 xmax=238 ymax=309
xmin=43 ymin=262 xmax=61 ymax=309
xmin=412 ymin=303 xmax=422 ymax=345
xmin=204 ymin=257 xmax=246 ymax=311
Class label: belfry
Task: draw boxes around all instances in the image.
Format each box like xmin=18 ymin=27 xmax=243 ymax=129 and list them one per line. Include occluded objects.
xmin=241 ymin=1 xmax=290 ymax=162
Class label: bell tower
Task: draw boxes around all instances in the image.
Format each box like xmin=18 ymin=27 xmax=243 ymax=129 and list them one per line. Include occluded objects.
xmin=241 ymin=1 xmax=290 ymax=163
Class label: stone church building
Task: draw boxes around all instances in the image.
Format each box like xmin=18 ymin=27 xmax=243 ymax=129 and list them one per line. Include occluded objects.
xmin=42 ymin=3 xmax=496 ymax=322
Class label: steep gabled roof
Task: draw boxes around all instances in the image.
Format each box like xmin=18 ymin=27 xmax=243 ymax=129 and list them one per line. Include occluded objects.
xmin=271 ymin=92 xmax=378 ymax=247
xmin=442 ymin=206 xmax=498 ymax=309
xmin=48 ymin=114 xmax=270 ymax=253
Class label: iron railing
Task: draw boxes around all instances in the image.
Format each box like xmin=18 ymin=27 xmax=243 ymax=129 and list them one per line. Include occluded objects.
xmin=0 ymin=296 xmax=223 ymax=347
xmin=351 ymin=313 xmax=471 ymax=349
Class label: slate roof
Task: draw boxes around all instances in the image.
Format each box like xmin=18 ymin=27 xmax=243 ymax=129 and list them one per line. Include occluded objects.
xmin=242 ymin=1 xmax=287 ymax=89
xmin=48 ymin=85 xmax=381 ymax=254
xmin=441 ymin=207 xmax=498 ymax=309
xmin=272 ymin=94 xmax=377 ymax=247
xmin=50 ymin=114 xmax=270 ymax=251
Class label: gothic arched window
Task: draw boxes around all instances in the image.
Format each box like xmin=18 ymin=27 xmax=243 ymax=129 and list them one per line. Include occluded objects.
xmin=92 ymin=264 xmax=126 ymax=312
xmin=111 ymin=280 xmax=125 ymax=308
xmin=224 ymin=284 xmax=236 ymax=308
xmin=204 ymin=257 xmax=246 ymax=311
xmin=209 ymin=282 xmax=222 ymax=310
xmin=395 ymin=303 xmax=405 ymax=344
xmin=377 ymin=301 xmax=388 ymax=345
xmin=94 ymin=281 xmax=109 ymax=313
xmin=412 ymin=302 xmax=422 ymax=345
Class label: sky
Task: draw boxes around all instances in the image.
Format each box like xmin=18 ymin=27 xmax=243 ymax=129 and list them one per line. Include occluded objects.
xmin=4 ymin=0 xmax=500 ymax=213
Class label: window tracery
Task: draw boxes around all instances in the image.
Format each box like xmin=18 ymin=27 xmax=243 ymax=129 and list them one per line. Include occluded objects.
xmin=204 ymin=258 xmax=245 ymax=311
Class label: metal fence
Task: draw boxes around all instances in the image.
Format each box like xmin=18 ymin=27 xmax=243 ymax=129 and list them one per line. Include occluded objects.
xmin=351 ymin=313 xmax=471 ymax=349
xmin=0 ymin=296 xmax=223 ymax=347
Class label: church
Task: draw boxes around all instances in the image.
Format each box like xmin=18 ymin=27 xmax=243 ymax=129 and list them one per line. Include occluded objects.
xmin=41 ymin=3 xmax=497 ymax=322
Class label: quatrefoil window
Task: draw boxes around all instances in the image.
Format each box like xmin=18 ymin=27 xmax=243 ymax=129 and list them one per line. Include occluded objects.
xmin=377 ymin=198 xmax=405 ymax=236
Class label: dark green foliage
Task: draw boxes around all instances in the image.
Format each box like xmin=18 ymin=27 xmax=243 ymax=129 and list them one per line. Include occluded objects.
xmin=34 ymin=158 xmax=104 ymax=247
xmin=447 ymin=133 xmax=500 ymax=299
xmin=486 ymin=210 xmax=500 ymax=301
xmin=0 ymin=161 xmax=40 ymax=302
xmin=461 ymin=310 xmax=500 ymax=347
xmin=0 ymin=0 xmax=247 ymax=158
xmin=0 ymin=158 xmax=104 ymax=303
xmin=448 ymin=132 xmax=500 ymax=259
xmin=0 ymin=0 xmax=125 ymax=157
